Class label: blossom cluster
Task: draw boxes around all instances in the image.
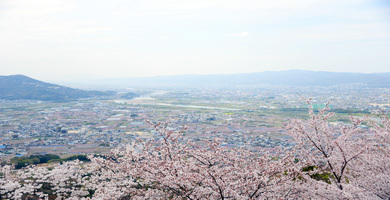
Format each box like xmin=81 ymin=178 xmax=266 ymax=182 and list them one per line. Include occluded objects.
xmin=1 ymin=102 xmax=389 ymax=199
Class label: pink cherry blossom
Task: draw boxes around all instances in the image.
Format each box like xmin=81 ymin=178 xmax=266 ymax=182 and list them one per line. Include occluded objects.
xmin=1 ymin=101 xmax=389 ymax=199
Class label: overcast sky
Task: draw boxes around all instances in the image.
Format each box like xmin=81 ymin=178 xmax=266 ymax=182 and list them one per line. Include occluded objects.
xmin=1 ymin=0 xmax=389 ymax=81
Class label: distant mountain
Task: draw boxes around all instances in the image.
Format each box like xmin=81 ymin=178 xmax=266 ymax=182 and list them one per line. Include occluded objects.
xmin=80 ymin=70 xmax=390 ymax=89
xmin=0 ymin=75 xmax=115 ymax=101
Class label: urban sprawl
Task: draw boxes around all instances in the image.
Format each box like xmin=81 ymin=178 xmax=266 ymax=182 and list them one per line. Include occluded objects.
xmin=1 ymin=85 xmax=389 ymax=160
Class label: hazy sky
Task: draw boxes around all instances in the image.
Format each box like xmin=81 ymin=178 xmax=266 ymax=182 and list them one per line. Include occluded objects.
xmin=1 ymin=0 xmax=389 ymax=81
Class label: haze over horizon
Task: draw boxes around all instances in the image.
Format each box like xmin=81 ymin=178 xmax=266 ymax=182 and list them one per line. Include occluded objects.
xmin=1 ymin=0 xmax=390 ymax=82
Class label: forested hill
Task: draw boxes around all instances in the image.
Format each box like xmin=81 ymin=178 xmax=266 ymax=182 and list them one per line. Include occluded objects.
xmin=0 ymin=75 xmax=114 ymax=101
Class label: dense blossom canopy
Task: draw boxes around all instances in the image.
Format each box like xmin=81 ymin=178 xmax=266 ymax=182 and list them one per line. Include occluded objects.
xmin=1 ymin=102 xmax=389 ymax=199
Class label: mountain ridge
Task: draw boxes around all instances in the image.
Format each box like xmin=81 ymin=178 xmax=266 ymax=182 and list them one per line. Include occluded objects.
xmin=76 ymin=70 xmax=390 ymax=88
xmin=0 ymin=74 xmax=114 ymax=101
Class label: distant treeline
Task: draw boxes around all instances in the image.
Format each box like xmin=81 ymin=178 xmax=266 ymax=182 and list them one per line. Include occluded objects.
xmin=120 ymin=92 xmax=139 ymax=99
xmin=11 ymin=154 xmax=90 ymax=169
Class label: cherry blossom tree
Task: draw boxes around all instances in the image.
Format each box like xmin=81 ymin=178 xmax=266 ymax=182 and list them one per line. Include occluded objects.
xmin=286 ymin=99 xmax=390 ymax=199
xmin=1 ymin=160 xmax=92 ymax=200
xmin=1 ymin=122 xmax=303 ymax=200
xmin=1 ymin=101 xmax=389 ymax=199
xmin=87 ymin=121 xmax=303 ymax=199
